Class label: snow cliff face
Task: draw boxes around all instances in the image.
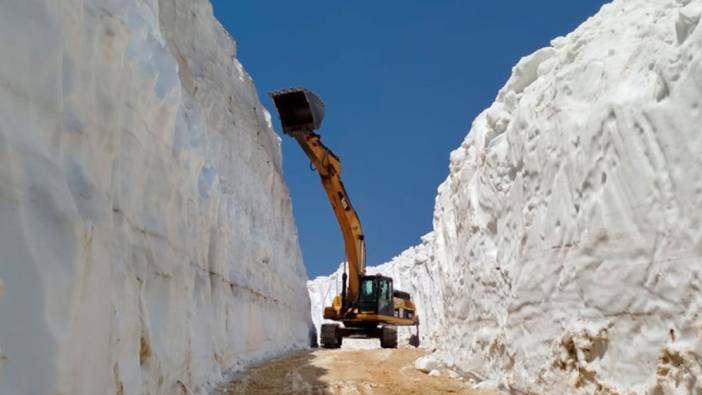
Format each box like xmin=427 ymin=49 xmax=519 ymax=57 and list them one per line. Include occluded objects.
xmin=0 ymin=1 xmax=312 ymax=394
xmin=310 ymin=0 xmax=702 ymax=393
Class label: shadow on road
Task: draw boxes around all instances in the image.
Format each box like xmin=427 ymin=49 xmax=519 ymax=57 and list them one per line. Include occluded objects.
xmin=215 ymin=351 xmax=328 ymax=395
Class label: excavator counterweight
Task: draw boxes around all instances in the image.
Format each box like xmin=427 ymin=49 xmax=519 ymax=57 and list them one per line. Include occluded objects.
xmin=270 ymin=87 xmax=419 ymax=349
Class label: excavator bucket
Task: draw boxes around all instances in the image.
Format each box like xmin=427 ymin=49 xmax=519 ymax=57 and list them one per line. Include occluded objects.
xmin=269 ymin=88 xmax=325 ymax=134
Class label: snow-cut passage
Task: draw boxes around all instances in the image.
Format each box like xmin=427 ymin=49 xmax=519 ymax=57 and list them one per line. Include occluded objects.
xmin=0 ymin=0 xmax=312 ymax=393
xmin=310 ymin=0 xmax=702 ymax=393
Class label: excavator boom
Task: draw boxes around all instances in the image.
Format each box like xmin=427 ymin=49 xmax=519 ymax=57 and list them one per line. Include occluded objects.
xmin=269 ymin=88 xmax=366 ymax=305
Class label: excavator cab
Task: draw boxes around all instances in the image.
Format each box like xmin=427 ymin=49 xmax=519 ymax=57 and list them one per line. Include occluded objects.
xmin=358 ymin=275 xmax=394 ymax=317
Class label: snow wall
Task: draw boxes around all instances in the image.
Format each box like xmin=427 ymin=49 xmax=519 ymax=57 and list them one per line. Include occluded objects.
xmin=310 ymin=0 xmax=702 ymax=393
xmin=0 ymin=0 xmax=313 ymax=394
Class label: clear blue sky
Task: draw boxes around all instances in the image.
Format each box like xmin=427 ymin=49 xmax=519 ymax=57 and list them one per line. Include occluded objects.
xmin=210 ymin=1 xmax=609 ymax=278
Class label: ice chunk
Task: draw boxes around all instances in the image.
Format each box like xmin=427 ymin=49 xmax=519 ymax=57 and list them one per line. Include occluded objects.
xmin=415 ymin=355 xmax=441 ymax=373
xmin=676 ymin=3 xmax=701 ymax=45
xmin=497 ymin=47 xmax=554 ymax=100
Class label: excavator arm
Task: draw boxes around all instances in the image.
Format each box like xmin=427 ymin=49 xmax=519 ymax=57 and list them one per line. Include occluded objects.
xmin=291 ymin=133 xmax=366 ymax=304
xmin=268 ymin=88 xmax=366 ymax=306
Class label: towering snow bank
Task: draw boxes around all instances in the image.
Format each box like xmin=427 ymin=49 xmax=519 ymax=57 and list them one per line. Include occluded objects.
xmin=431 ymin=0 xmax=702 ymax=392
xmin=311 ymin=0 xmax=702 ymax=393
xmin=0 ymin=1 xmax=312 ymax=393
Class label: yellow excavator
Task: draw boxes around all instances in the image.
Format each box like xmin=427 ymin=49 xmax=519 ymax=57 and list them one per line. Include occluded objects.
xmin=270 ymin=88 xmax=419 ymax=349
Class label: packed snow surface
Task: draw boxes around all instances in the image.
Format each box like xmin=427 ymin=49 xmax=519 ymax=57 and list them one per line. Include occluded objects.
xmin=310 ymin=0 xmax=702 ymax=393
xmin=0 ymin=0 xmax=312 ymax=393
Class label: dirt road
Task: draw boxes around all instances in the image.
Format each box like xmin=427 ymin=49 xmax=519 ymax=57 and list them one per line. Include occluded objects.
xmin=219 ymin=348 xmax=494 ymax=395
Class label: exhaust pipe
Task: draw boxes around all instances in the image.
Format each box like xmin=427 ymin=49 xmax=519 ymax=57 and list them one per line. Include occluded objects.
xmin=269 ymin=88 xmax=325 ymax=134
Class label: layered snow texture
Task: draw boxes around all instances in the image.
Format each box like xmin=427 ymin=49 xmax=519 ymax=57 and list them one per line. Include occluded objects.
xmin=0 ymin=1 xmax=312 ymax=394
xmin=311 ymin=0 xmax=702 ymax=393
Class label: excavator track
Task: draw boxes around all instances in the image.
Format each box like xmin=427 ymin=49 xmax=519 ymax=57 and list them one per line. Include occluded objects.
xmin=320 ymin=323 xmax=342 ymax=349
xmin=380 ymin=325 xmax=398 ymax=349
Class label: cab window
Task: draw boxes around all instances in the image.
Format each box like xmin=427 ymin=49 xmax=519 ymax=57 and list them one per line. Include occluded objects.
xmin=380 ymin=279 xmax=390 ymax=301
xmin=361 ymin=279 xmax=375 ymax=297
